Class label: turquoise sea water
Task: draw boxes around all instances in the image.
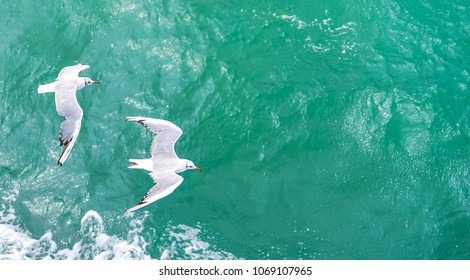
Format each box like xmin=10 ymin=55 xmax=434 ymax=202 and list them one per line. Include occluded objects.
xmin=0 ymin=0 xmax=469 ymax=260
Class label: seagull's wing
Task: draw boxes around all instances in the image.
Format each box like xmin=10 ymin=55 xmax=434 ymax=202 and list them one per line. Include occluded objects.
xmin=125 ymin=171 xmax=184 ymax=212
xmin=126 ymin=117 xmax=183 ymax=159
xmin=57 ymin=63 xmax=90 ymax=79
xmin=55 ymin=79 xmax=83 ymax=166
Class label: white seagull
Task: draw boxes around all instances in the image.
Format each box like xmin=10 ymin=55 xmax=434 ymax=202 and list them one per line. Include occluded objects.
xmin=125 ymin=116 xmax=201 ymax=213
xmin=38 ymin=63 xmax=99 ymax=166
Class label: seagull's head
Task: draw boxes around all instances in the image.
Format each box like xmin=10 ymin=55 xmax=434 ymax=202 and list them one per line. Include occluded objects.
xmin=185 ymin=160 xmax=201 ymax=172
xmin=83 ymin=77 xmax=100 ymax=87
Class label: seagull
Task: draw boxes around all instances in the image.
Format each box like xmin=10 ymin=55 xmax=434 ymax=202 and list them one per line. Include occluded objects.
xmin=38 ymin=63 xmax=99 ymax=166
xmin=125 ymin=116 xmax=201 ymax=213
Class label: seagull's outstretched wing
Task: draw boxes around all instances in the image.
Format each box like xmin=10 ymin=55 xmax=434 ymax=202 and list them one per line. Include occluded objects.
xmin=55 ymin=79 xmax=83 ymax=166
xmin=126 ymin=117 xmax=183 ymax=159
xmin=125 ymin=171 xmax=184 ymax=213
xmin=57 ymin=63 xmax=90 ymax=79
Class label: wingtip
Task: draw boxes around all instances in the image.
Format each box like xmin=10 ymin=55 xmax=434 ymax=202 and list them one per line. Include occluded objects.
xmin=124 ymin=208 xmax=135 ymax=214
xmin=125 ymin=116 xmax=142 ymax=122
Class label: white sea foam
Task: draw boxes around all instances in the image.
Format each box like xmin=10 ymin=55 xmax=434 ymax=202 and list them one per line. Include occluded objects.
xmin=161 ymin=224 xmax=240 ymax=260
xmin=0 ymin=212 xmax=151 ymax=260
xmin=56 ymin=210 xmax=150 ymax=260
xmin=1 ymin=185 xmax=238 ymax=260
xmin=0 ymin=182 xmax=19 ymax=225
xmin=0 ymin=186 xmax=151 ymax=260
xmin=273 ymin=13 xmax=358 ymax=54
xmin=0 ymin=224 xmax=56 ymax=260
xmin=0 ymin=183 xmax=59 ymax=260
xmin=280 ymin=14 xmax=307 ymax=29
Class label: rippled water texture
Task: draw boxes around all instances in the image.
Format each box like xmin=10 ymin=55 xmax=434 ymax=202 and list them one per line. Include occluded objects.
xmin=0 ymin=0 xmax=469 ymax=259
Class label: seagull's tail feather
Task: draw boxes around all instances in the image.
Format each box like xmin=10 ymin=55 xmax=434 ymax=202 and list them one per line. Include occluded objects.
xmin=128 ymin=159 xmax=153 ymax=170
xmin=37 ymin=82 xmax=56 ymax=94
xmin=128 ymin=159 xmax=141 ymax=169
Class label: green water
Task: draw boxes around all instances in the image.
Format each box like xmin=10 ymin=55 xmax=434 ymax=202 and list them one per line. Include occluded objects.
xmin=0 ymin=0 xmax=469 ymax=259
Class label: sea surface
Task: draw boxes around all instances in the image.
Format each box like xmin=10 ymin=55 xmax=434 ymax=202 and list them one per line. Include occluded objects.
xmin=0 ymin=0 xmax=469 ymax=260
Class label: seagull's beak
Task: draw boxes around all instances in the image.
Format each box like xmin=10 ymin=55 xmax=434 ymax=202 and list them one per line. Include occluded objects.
xmin=195 ymin=167 xmax=202 ymax=171
xmin=93 ymin=81 xmax=100 ymax=84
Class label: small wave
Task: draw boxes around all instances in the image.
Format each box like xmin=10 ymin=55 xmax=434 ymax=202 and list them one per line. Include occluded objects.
xmin=244 ymin=10 xmax=358 ymax=54
xmin=160 ymin=224 xmax=240 ymax=260
xmin=279 ymin=14 xmax=308 ymax=29
xmin=1 ymin=184 xmax=238 ymax=260
xmin=57 ymin=210 xmax=150 ymax=260
xmin=0 ymin=208 xmax=150 ymax=260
